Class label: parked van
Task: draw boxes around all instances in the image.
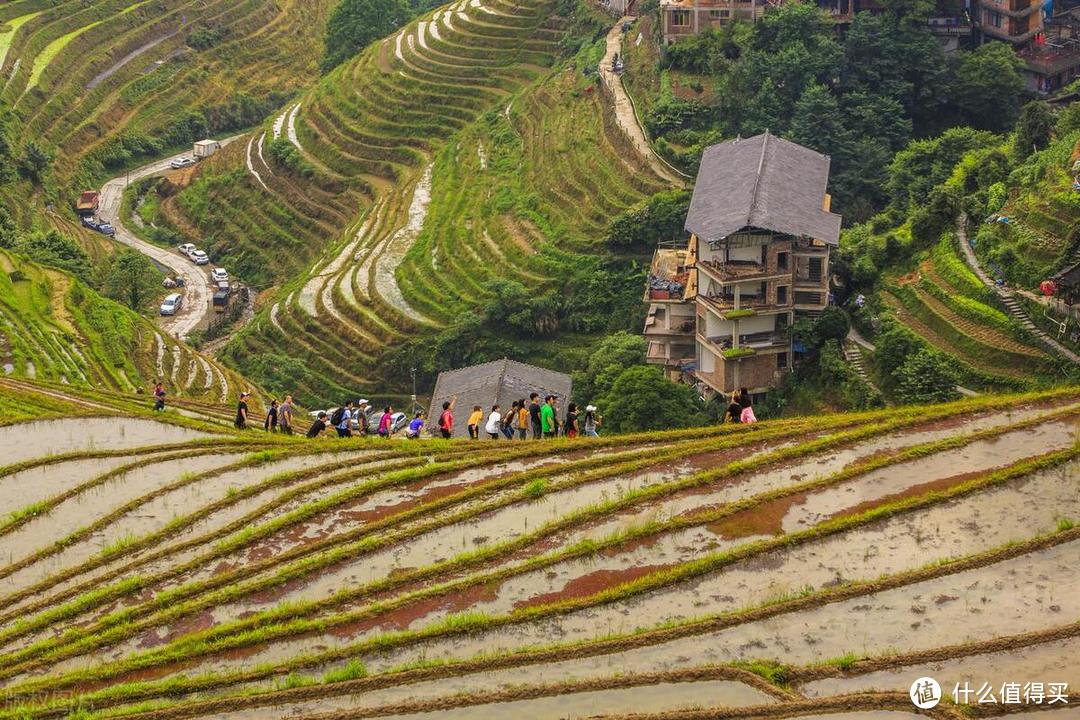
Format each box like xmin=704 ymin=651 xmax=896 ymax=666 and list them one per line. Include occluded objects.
xmin=160 ymin=293 xmax=183 ymax=316
xmin=212 ymin=290 xmax=230 ymax=312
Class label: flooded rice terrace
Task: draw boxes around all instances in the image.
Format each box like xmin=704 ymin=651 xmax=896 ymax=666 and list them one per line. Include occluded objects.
xmin=0 ymin=398 xmax=1076 ymax=719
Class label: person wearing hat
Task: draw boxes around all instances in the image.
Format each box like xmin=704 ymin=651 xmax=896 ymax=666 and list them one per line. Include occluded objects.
xmin=235 ymin=392 xmax=250 ymax=430
xmin=583 ymin=404 xmax=600 ymax=437
xmin=356 ymin=399 xmax=370 ymax=435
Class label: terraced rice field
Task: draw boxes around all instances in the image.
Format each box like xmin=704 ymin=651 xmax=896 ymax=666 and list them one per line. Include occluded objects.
xmin=170 ymin=0 xmax=666 ymax=399
xmin=0 ymin=0 xmax=333 ymax=230
xmin=884 ymin=238 xmax=1059 ymax=390
xmin=0 ymin=249 xmax=245 ymax=403
xmin=1 ymin=380 xmax=1078 ymax=718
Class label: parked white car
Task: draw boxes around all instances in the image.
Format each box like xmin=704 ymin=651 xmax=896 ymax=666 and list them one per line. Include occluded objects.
xmin=160 ymin=293 xmax=183 ymax=316
xmin=178 ymin=243 xmax=196 ymax=256
xmin=170 ymin=156 xmax=196 ymax=169
xmin=190 ymin=250 xmax=209 ymax=265
xmin=211 ymin=268 xmax=228 ymax=282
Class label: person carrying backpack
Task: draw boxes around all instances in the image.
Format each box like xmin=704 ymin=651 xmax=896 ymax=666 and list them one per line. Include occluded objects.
xmin=438 ymin=397 xmax=456 ymax=439
xmin=332 ymin=401 xmax=354 ymax=438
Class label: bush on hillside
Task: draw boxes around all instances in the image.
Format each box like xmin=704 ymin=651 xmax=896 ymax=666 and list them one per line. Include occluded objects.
xmin=267 ymin=138 xmax=315 ymax=178
xmin=606 ymin=189 xmax=690 ymax=249
xmin=17 ymin=230 xmax=92 ymax=283
xmin=98 ymin=250 xmax=161 ymax=313
xmin=598 ymin=365 xmax=706 ymax=433
xmin=572 ymin=331 xmax=647 ymax=404
xmin=896 ymin=348 xmax=960 ymax=404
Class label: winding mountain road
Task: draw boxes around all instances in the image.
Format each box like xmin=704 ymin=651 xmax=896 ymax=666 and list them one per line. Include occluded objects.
xmin=97 ymin=137 xmax=240 ymax=340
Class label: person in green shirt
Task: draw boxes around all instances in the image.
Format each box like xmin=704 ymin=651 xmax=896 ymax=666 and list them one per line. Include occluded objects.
xmin=540 ymin=395 xmax=557 ymax=438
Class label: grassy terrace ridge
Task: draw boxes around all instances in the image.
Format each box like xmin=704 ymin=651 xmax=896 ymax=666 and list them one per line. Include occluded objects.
xmin=0 ymin=383 xmax=1076 ymax=717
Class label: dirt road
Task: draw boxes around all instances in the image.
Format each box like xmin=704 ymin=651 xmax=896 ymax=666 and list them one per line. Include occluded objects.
xmin=97 ymin=138 xmax=240 ymax=340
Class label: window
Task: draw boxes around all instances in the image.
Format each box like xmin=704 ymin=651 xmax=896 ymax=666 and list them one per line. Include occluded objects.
xmin=777 ymin=352 xmax=789 ymax=369
xmin=670 ymin=9 xmax=691 ymax=26
xmin=708 ymin=8 xmax=730 ymax=18
xmin=777 ymin=285 xmax=788 ymax=304
xmin=777 ymin=251 xmax=788 ymax=271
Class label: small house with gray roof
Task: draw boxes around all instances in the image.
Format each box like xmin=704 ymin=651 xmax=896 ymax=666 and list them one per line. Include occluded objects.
xmin=427 ymin=358 xmax=572 ymax=438
xmin=644 ymin=131 xmax=841 ymax=397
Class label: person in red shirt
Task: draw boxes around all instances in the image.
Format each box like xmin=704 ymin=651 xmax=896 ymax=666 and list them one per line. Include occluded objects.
xmin=438 ymin=396 xmax=457 ymax=439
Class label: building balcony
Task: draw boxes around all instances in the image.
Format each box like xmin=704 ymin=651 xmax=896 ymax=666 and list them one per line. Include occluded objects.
xmin=697 ymin=259 xmax=789 ymax=284
xmin=647 ymin=339 xmax=695 ymax=366
xmin=697 ymin=330 xmax=790 ymax=355
xmin=699 ymin=293 xmax=791 ymax=315
xmin=644 ymin=306 xmax=695 ymax=338
xmin=928 ymin=15 xmax=973 ymax=34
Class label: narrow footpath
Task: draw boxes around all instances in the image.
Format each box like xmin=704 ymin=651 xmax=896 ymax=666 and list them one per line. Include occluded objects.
xmin=598 ymin=18 xmax=689 ymax=187
xmin=96 ymin=137 xmax=240 ymax=341
xmin=955 ymin=214 xmax=1080 ymax=364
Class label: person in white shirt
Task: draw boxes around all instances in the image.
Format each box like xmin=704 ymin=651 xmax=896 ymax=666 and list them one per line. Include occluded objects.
xmin=484 ymin=405 xmax=502 ymax=440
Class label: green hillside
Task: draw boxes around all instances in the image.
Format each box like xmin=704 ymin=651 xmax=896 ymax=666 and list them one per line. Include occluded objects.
xmin=150 ymin=0 xmax=667 ymax=403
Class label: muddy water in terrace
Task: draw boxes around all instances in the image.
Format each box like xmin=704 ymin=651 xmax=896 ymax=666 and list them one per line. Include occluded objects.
xmin=0 ymin=418 xmax=211 ymax=465
xmin=802 ymin=636 xmax=1080 ymax=696
xmin=0 ymin=454 xmax=246 ymax=585
xmin=781 ymin=419 xmax=1079 ymax=532
xmin=0 ymin=451 xmax=381 ymax=619
xmin=100 ymin=449 xmax=1080 ymax=684
xmin=564 ymin=406 xmax=1080 ymax=545
xmin=348 ymin=540 xmax=1080 ymax=683
xmin=218 ymin=439 xmax=788 ymax=617
xmin=259 ymin=465 xmax=1080 ymax=699
xmin=0 ymin=453 xmax=178 ymax=515
xmin=0 ymin=451 xmax=378 ymax=651
xmin=279 ymin=452 xmax=1079 ymax=666
xmin=54 ymin=420 xmax=1074 ymax=679
xmin=208 ymin=679 xmax=778 ymax=720
xmin=250 ymin=456 xmax=574 ymax=559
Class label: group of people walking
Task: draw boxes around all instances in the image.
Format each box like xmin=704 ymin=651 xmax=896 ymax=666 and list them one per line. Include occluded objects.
xmin=151 ymin=380 xmax=603 ymax=442
xmin=439 ymin=393 xmax=599 ymax=441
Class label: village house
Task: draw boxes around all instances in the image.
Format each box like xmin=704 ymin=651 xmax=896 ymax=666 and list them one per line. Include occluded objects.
xmin=644 ymin=131 xmax=840 ymax=397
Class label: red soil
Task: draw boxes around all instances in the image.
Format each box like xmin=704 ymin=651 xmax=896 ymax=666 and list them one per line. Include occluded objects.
xmin=513 ymin=563 xmax=672 ymax=610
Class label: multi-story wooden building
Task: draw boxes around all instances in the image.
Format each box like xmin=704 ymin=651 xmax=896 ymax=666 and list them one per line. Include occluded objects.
xmin=644 ymin=132 xmax=841 ymax=397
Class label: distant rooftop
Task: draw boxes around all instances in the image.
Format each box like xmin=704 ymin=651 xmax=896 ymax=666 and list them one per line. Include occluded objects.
xmin=684 ymin=131 xmax=842 ymax=246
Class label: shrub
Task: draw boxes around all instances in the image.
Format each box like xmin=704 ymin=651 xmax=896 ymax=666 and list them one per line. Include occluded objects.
xmin=895 ymin=348 xmax=960 ymax=404
xmin=598 ymin=365 xmax=706 ymax=433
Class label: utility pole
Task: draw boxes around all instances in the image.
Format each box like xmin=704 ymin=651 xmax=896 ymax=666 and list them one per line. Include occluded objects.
xmin=410 ymin=367 xmax=418 ymax=413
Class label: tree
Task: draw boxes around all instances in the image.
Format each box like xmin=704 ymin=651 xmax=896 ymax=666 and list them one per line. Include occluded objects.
xmin=887 ymin=127 xmax=995 ymax=210
xmin=18 ymin=141 xmax=51 ymax=184
xmin=572 ymin=331 xmax=647 ymax=404
xmin=951 ymin=42 xmax=1026 ymax=133
xmin=606 ymin=190 xmax=691 ymax=249
xmin=1013 ymin=101 xmax=1056 ymax=159
xmin=99 ymin=249 xmax=161 ymax=313
xmin=321 ymin=0 xmax=411 ymax=73
xmin=895 ymin=348 xmax=960 ymax=404
xmin=874 ymin=323 xmax=924 ymax=379
xmin=598 ymin=365 xmax=706 ymax=433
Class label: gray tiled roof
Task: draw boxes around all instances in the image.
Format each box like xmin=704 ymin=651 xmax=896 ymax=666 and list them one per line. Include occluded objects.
xmin=685 ymin=131 xmax=842 ymax=246
xmin=428 ymin=358 xmax=573 ymax=438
